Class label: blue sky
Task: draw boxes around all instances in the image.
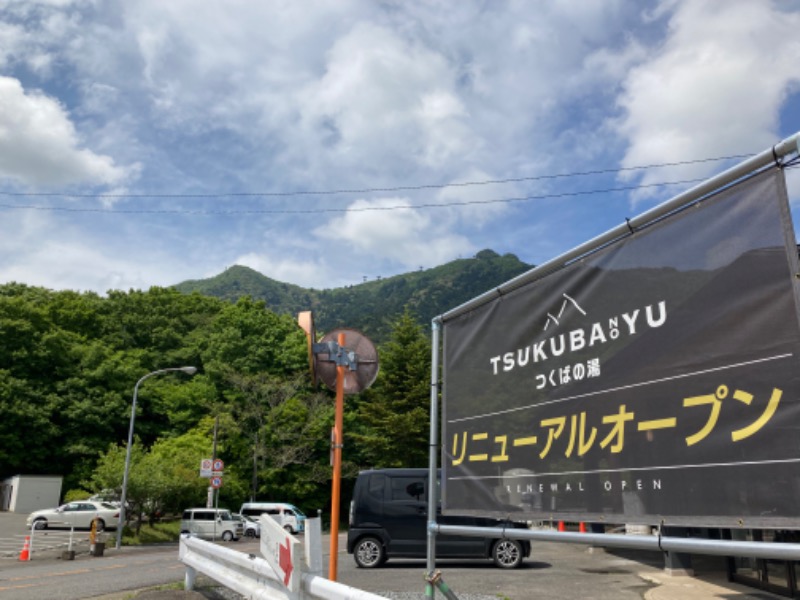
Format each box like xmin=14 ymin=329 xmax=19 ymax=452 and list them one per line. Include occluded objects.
xmin=1 ymin=0 xmax=799 ymax=293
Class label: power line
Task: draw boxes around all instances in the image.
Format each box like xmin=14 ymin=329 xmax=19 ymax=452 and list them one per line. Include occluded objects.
xmin=0 ymin=153 xmax=752 ymax=200
xmin=0 ymin=177 xmax=706 ymax=216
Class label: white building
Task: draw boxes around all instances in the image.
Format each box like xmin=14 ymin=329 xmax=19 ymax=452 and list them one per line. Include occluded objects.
xmin=0 ymin=475 xmax=63 ymax=513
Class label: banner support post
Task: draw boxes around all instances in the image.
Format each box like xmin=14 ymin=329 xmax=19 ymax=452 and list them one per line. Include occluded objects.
xmin=425 ymin=318 xmax=442 ymax=600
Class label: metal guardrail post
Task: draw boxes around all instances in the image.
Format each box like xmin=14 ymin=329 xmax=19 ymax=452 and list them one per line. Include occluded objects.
xmin=184 ymin=563 xmax=197 ymax=591
xmin=304 ymin=516 xmax=324 ymax=576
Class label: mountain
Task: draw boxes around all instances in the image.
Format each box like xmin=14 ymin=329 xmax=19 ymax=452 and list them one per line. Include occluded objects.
xmin=174 ymin=249 xmax=533 ymax=342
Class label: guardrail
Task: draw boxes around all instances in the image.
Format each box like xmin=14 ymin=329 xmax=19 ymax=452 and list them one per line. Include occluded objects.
xmin=180 ymin=517 xmax=388 ymax=600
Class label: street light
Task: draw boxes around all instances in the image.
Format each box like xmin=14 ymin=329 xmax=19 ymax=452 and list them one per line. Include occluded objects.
xmin=115 ymin=366 xmax=197 ymax=549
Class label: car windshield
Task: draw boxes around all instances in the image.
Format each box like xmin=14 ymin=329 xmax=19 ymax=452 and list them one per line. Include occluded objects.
xmin=219 ymin=512 xmax=233 ymax=521
xmin=100 ymin=502 xmax=117 ymax=510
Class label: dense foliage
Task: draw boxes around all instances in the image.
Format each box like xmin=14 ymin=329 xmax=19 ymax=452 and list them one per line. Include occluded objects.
xmin=0 ymin=282 xmax=440 ymax=529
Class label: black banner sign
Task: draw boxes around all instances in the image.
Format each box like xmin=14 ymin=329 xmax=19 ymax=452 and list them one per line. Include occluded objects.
xmin=441 ymin=168 xmax=800 ymax=527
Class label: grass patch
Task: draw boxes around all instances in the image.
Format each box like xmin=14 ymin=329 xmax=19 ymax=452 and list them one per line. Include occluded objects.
xmin=153 ymin=582 xmax=184 ymax=591
xmin=120 ymin=519 xmax=182 ymax=545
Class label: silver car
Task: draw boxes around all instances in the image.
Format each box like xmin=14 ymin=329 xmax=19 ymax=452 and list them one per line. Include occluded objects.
xmin=234 ymin=513 xmax=261 ymax=538
xmin=26 ymin=501 xmax=120 ymax=531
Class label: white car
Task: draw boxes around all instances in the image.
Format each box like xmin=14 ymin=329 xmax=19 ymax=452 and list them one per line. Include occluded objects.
xmin=242 ymin=513 xmax=261 ymax=538
xmin=233 ymin=513 xmax=261 ymax=538
xmin=180 ymin=508 xmax=242 ymax=541
xmin=26 ymin=501 xmax=120 ymax=531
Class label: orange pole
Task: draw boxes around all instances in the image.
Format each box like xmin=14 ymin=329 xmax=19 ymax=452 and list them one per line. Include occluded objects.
xmin=328 ymin=332 xmax=346 ymax=581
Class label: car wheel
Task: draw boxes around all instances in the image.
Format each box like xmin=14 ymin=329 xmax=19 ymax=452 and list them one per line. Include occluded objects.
xmin=94 ymin=519 xmax=106 ymax=532
xmin=221 ymin=530 xmax=234 ymax=542
xmin=245 ymin=529 xmax=255 ymax=537
xmin=492 ymin=539 xmax=524 ymax=569
xmin=353 ymin=536 xmax=385 ymax=568
xmin=284 ymin=525 xmax=294 ymax=534
xmin=33 ymin=518 xmax=47 ymax=530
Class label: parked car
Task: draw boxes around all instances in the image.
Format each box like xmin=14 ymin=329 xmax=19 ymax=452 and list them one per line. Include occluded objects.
xmin=347 ymin=468 xmax=531 ymax=569
xmin=26 ymin=501 xmax=120 ymax=531
xmin=87 ymin=490 xmax=122 ymax=507
xmin=239 ymin=502 xmax=306 ymax=534
xmin=233 ymin=513 xmax=261 ymax=538
xmin=180 ymin=508 xmax=243 ymax=541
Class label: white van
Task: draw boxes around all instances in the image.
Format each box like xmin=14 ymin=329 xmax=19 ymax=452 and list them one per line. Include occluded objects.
xmin=180 ymin=508 xmax=243 ymax=541
xmin=239 ymin=502 xmax=306 ymax=534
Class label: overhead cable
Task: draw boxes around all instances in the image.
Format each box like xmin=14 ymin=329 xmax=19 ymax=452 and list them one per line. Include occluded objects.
xmin=0 ymin=177 xmax=707 ymax=216
xmin=0 ymin=154 xmax=752 ymax=200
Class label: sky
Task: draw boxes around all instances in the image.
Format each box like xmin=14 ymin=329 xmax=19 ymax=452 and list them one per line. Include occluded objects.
xmin=1 ymin=0 xmax=800 ymax=294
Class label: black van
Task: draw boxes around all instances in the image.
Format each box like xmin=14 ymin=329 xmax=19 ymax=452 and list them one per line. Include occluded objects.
xmin=346 ymin=468 xmax=531 ymax=568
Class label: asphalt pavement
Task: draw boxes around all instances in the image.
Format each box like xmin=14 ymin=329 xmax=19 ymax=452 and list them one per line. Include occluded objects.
xmin=0 ymin=511 xmax=788 ymax=599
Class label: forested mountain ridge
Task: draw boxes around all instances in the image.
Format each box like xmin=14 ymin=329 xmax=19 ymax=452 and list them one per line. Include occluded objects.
xmin=174 ymin=249 xmax=533 ymax=341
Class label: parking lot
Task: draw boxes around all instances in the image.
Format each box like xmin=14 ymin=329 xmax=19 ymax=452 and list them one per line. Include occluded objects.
xmin=0 ymin=511 xmax=788 ymax=599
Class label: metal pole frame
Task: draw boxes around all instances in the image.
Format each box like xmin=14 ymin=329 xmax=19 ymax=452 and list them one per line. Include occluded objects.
xmin=427 ymin=132 xmax=800 ymax=574
xmin=116 ymin=366 xmax=196 ymax=550
xmin=426 ymin=319 xmax=441 ymax=599
xmin=431 ymin=524 xmax=800 ymax=562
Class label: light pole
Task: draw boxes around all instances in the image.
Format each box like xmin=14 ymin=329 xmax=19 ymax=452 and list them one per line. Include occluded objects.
xmin=115 ymin=366 xmax=197 ymax=549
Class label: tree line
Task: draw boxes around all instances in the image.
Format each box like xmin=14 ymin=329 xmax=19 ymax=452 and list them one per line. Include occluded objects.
xmin=0 ymin=283 xmax=431 ymax=527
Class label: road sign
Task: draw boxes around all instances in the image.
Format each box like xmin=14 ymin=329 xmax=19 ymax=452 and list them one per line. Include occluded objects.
xmin=210 ymin=476 xmax=222 ymax=489
xmin=260 ymin=512 xmax=300 ymax=593
xmin=200 ymin=458 xmax=213 ymax=478
xmin=212 ymin=458 xmax=224 ymax=471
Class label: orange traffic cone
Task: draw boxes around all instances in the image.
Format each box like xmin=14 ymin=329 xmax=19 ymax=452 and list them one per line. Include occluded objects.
xmin=558 ymin=521 xmax=566 ymax=532
xmin=579 ymin=522 xmax=587 ymax=533
xmin=19 ymin=535 xmax=30 ymax=561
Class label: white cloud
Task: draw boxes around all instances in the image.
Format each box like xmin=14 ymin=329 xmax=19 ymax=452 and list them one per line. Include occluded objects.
xmin=612 ymin=0 xmax=800 ymax=202
xmin=119 ymin=1 xmax=356 ymax=129
xmin=433 ymin=167 xmax=516 ymax=226
xmin=0 ymin=212 xmax=168 ymax=293
xmin=297 ymin=22 xmax=476 ymax=173
xmin=313 ymin=197 xmax=473 ymax=269
xmin=0 ymin=76 xmax=138 ymax=187
xmin=234 ymin=253 xmax=331 ymax=289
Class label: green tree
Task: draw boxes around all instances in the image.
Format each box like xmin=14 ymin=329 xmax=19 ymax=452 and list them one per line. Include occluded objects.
xmin=200 ymin=296 xmax=306 ymax=377
xmin=216 ymin=369 xmax=334 ymax=510
xmin=142 ymin=427 xmax=221 ymax=525
xmin=88 ymin=425 xmax=216 ymax=536
xmin=350 ymin=309 xmax=432 ymax=469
